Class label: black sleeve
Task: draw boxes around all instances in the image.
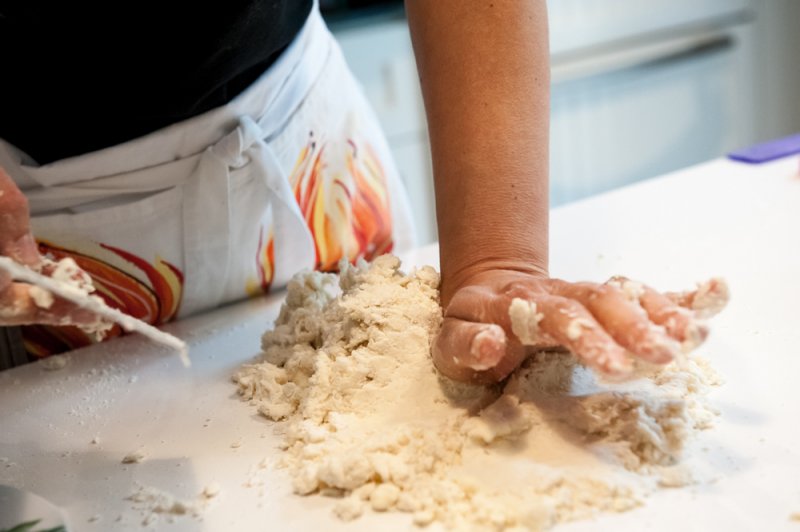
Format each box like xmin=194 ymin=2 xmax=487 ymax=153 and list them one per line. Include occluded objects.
xmin=0 ymin=0 xmax=313 ymax=164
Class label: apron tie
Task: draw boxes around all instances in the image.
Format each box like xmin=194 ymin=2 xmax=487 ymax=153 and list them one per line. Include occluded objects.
xmin=180 ymin=115 xmax=315 ymax=315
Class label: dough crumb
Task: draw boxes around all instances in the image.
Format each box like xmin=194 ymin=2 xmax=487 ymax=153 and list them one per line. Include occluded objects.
xmin=509 ymin=298 xmax=544 ymax=344
xmin=127 ymin=484 xmax=213 ymax=525
xmin=29 ymin=286 xmax=54 ymax=309
xmin=790 ymin=512 xmax=800 ymax=522
xmin=202 ymin=482 xmax=222 ymax=499
xmin=234 ymin=256 xmax=723 ymax=530
xmin=334 ymin=494 xmax=365 ymax=521
xmin=44 ymin=257 xmax=113 ymax=340
xmin=656 ymin=465 xmax=694 ymax=488
xmin=122 ymin=449 xmax=147 ymax=464
xmin=40 ymin=354 xmax=70 ymax=371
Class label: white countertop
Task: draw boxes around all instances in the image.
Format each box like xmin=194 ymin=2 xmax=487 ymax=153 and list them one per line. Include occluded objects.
xmin=1 ymin=155 xmax=799 ymax=531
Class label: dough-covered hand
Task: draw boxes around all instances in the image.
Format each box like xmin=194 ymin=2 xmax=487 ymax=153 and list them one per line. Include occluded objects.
xmin=433 ymin=269 xmax=729 ymax=383
xmin=0 ymin=167 xmax=96 ymax=326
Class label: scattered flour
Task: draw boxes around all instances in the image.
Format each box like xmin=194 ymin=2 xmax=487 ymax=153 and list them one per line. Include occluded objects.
xmin=127 ymin=484 xmax=217 ymax=526
xmin=234 ymin=255 xmax=722 ymax=531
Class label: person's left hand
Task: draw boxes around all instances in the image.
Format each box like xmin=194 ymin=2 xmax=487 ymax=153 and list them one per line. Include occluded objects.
xmin=432 ymin=268 xmax=728 ymax=383
xmin=0 ymin=167 xmax=98 ymax=327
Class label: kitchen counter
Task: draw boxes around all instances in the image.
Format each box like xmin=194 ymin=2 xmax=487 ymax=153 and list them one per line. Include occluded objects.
xmin=1 ymin=155 xmax=799 ymax=531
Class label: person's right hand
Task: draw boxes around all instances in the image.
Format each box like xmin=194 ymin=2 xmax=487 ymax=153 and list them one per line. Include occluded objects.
xmin=0 ymin=167 xmax=96 ymax=327
xmin=432 ymin=265 xmax=729 ymax=384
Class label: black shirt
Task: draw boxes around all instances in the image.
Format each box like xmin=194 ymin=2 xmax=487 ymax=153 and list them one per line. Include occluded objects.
xmin=0 ymin=1 xmax=313 ymax=164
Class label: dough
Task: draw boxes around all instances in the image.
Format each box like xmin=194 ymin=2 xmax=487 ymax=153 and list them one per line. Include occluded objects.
xmin=121 ymin=449 xmax=147 ymax=464
xmin=234 ymin=256 xmax=721 ymax=530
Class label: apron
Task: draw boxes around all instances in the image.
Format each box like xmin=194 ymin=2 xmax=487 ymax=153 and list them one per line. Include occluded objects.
xmin=0 ymin=5 xmax=416 ymax=357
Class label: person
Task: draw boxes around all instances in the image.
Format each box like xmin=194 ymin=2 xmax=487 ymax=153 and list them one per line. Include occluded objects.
xmin=0 ymin=0 xmax=714 ymax=382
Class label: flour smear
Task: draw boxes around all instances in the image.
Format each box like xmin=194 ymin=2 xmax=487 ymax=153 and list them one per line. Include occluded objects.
xmin=234 ymin=256 xmax=722 ymax=531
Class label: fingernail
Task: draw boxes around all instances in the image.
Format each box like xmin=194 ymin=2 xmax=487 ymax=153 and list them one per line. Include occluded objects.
xmin=692 ymin=278 xmax=730 ymax=318
xmin=12 ymin=234 xmax=41 ymax=265
xmin=649 ymin=337 xmax=682 ymax=364
xmin=682 ymin=321 xmax=709 ymax=353
xmin=468 ymin=325 xmax=506 ymax=371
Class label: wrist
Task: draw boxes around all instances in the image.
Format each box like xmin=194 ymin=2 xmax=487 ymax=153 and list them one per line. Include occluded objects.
xmin=439 ymin=255 xmax=548 ymax=309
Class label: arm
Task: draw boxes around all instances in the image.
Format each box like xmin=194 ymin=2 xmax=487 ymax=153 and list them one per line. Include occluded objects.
xmin=405 ymin=0 xmax=549 ymax=302
xmin=405 ymin=1 xmax=722 ymax=382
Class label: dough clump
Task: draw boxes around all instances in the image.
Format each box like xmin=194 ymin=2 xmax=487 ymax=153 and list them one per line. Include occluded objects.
xmin=234 ymin=256 xmax=721 ymax=530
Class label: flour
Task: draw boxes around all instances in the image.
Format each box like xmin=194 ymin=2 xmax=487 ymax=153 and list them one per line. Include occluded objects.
xmin=234 ymin=256 xmax=723 ymax=531
xmin=127 ymin=484 xmax=217 ymax=526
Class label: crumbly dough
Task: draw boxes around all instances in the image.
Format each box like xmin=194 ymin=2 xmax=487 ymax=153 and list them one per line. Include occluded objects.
xmin=39 ymin=354 xmax=70 ymax=371
xmin=234 ymin=256 xmax=721 ymax=531
xmin=121 ymin=449 xmax=147 ymax=464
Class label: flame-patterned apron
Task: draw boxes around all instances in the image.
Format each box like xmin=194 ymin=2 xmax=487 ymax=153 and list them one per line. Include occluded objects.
xmin=0 ymin=5 xmax=416 ymax=357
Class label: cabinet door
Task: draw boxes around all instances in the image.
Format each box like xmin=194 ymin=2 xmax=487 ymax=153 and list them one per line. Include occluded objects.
xmin=390 ymin=139 xmax=437 ymax=245
xmin=550 ymin=25 xmax=755 ymax=205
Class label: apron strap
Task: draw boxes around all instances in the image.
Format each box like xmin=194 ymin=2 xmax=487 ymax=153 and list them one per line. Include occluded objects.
xmin=180 ymin=115 xmax=315 ymax=315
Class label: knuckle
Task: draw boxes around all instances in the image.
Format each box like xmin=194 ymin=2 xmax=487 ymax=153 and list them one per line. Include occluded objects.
xmin=502 ymin=281 xmax=533 ymax=299
xmin=587 ymin=283 xmax=614 ymax=299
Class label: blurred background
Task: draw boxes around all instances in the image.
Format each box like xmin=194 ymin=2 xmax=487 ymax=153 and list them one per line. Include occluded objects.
xmin=321 ymin=0 xmax=800 ymax=245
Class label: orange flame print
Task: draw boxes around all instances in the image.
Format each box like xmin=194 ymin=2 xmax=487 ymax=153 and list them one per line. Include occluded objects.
xmin=289 ymin=131 xmax=394 ymax=271
xmin=22 ymin=241 xmax=184 ymax=358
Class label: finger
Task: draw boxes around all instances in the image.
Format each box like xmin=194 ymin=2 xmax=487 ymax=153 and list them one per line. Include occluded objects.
xmin=433 ymin=317 xmax=527 ymax=383
xmin=608 ymin=276 xmax=708 ymax=351
xmin=444 ymin=284 xmax=519 ymax=332
xmin=552 ymin=281 xmax=681 ymax=364
xmin=528 ymin=294 xmax=633 ymax=376
xmin=0 ymin=167 xmax=40 ymax=265
xmin=0 ymin=281 xmax=98 ymax=327
xmin=665 ymin=277 xmax=730 ymax=319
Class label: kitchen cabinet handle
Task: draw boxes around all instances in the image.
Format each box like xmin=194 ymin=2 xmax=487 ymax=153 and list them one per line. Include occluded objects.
xmin=552 ymin=31 xmax=735 ymax=84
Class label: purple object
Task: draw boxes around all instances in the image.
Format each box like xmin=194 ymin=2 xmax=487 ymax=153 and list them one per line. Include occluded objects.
xmin=728 ymin=133 xmax=800 ymax=164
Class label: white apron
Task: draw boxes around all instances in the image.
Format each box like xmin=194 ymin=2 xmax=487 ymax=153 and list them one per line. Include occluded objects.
xmin=0 ymin=5 xmax=416 ymax=356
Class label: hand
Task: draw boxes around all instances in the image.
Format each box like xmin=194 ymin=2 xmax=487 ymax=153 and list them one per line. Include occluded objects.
xmin=0 ymin=167 xmax=96 ymax=327
xmin=433 ymin=268 xmax=729 ymax=383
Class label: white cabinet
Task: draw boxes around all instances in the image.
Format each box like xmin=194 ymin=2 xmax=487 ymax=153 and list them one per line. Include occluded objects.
xmin=330 ymin=0 xmax=799 ymax=244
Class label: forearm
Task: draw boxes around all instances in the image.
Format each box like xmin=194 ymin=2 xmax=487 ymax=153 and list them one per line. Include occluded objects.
xmin=405 ymin=0 xmax=550 ymax=305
